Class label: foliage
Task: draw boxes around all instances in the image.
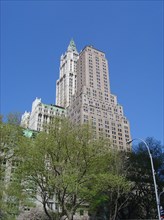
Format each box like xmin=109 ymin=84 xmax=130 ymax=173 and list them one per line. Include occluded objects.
xmin=17 ymin=207 xmax=49 ymax=220
xmin=88 ymin=151 xmax=131 ymax=220
xmin=0 ymin=114 xmax=31 ymax=219
xmin=10 ymin=117 xmax=130 ymax=220
xmin=0 ymin=114 xmax=22 ymax=176
xmin=2 ymin=114 xmax=163 ymax=220
xmin=118 ymin=137 xmax=164 ymax=219
xmin=6 ymin=112 xmax=22 ymax=126
xmin=89 ymin=137 xmax=164 ymax=220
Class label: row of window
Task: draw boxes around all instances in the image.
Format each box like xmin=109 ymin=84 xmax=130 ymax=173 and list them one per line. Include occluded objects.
xmin=38 ymin=109 xmax=65 ymax=115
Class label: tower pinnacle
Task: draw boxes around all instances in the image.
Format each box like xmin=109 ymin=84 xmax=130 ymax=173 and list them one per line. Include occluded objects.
xmin=67 ymin=39 xmax=77 ymax=52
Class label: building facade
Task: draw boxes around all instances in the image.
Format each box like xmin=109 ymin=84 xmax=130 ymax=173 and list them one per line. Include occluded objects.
xmin=56 ymin=39 xmax=79 ymax=108
xmin=68 ymin=46 xmax=131 ymax=151
xmin=17 ymin=41 xmax=132 ymax=218
xmin=20 ymin=111 xmax=30 ymax=129
xmin=21 ymin=98 xmax=66 ymax=131
xmin=21 ymin=42 xmax=131 ymax=149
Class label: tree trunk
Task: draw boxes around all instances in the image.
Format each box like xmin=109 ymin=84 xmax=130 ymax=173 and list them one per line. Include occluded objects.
xmin=43 ymin=202 xmax=53 ymax=220
xmin=67 ymin=212 xmax=74 ymax=220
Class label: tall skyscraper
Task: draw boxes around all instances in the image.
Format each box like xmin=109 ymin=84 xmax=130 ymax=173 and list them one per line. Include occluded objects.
xmin=56 ymin=39 xmax=79 ymax=108
xmin=68 ymin=45 xmax=131 ymax=151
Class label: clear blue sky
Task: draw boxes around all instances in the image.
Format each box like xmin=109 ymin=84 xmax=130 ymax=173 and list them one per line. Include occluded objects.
xmin=1 ymin=1 xmax=163 ymax=144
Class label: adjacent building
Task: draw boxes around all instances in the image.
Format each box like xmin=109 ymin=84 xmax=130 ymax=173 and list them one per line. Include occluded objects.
xmin=20 ymin=111 xmax=30 ymax=129
xmin=68 ymin=45 xmax=131 ymax=151
xmin=21 ymin=98 xmax=66 ymax=131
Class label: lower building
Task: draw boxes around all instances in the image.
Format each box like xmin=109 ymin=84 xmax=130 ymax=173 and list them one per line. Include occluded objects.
xmin=21 ymin=98 xmax=66 ymax=131
xmin=20 ymin=111 xmax=30 ymax=128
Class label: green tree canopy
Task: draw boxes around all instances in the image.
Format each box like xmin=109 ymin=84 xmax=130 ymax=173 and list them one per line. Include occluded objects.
xmin=10 ymin=117 xmax=130 ymax=220
xmin=118 ymin=137 xmax=164 ymax=220
xmin=0 ymin=114 xmax=27 ymax=219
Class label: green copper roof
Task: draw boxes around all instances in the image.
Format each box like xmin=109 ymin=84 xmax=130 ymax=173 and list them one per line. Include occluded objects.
xmin=67 ymin=39 xmax=77 ymax=52
xmin=23 ymin=129 xmax=38 ymax=138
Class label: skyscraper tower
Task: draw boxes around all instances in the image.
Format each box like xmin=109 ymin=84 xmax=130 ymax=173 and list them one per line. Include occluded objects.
xmin=56 ymin=39 xmax=79 ymax=108
xmin=68 ymin=45 xmax=131 ymax=151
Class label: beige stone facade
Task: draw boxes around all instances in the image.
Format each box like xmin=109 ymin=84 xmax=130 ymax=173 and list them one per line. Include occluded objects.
xmin=68 ymin=46 xmax=131 ymax=151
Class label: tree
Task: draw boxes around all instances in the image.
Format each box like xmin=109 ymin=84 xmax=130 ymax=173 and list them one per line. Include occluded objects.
xmin=0 ymin=114 xmax=27 ymax=219
xmin=118 ymin=137 xmax=164 ymax=219
xmin=0 ymin=114 xmax=22 ymax=179
xmin=88 ymin=137 xmax=164 ymax=220
xmin=7 ymin=112 xmax=21 ymax=126
xmin=88 ymin=151 xmax=131 ymax=220
xmin=11 ymin=117 xmax=130 ymax=220
xmin=17 ymin=207 xmax=49 ymax=220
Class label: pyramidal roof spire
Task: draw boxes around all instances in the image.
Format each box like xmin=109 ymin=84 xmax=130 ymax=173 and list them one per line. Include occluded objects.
xmin=67 ymin=39 xmax=77 ymax=52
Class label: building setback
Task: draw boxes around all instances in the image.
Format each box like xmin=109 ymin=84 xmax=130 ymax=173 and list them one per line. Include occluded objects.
xmin=68 ymin=45 xmax=131 ymax=151
xmin=21 ymin=41 xmax=131 ymax=150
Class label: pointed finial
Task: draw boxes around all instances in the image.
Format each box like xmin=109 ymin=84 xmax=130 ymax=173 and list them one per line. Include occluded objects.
xmin=67 ymin=39 xmax=77 ymax=52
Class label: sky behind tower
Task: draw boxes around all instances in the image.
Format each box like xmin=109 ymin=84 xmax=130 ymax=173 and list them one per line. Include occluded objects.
xmin=1 ymin=1 xmax=163 ymax=144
